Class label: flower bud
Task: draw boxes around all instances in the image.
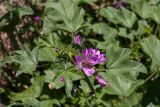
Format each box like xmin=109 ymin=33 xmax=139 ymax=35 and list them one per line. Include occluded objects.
xmin=60 ymin=76 xmax=65 ymax=82
xmin=74 ymin=35 xmax=81 ymax=45
xmin=114 ymin=0 xmax=123 ymax=9
xmin=96 ymin=75 xmax=108 ymax=87
xmin=34 ymin=16 xmax=41 ymax=22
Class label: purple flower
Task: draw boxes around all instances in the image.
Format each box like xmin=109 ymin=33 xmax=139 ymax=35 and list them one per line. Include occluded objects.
xmin=60 ymin=76 xmax=65 ymax=82
xmin=74 ymin=48 xmax=106 ymax=76
xmin=34 ymin=16 xmax=41 ymax=21
xmin=96 ymin=75 xmax=108 ymax=87
xmin=74 ymin=35 xmax=81 ymax=45
xmin=114 ymin=0 xmax=123 ymax=9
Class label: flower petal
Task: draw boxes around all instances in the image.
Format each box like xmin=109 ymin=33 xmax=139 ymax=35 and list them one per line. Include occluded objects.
xmin=91 ymin=48 xmax=100 ymax=56
xmin=83 ymin=67 xmax=95 ymax=76
xmin=98 ymin=54 xmax=106 ymax=63
xmin=82 ymin=49 xmax=89 ymax=57
xmin=74 ymin=55 xmax=83 ymax=68
xmin=88 ymin=57 xmax=99 ymax=65
xmin=74 ymin=55 xmax=81 ymax=61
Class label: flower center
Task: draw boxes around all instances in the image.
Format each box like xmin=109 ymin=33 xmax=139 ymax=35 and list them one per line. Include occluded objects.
xmin=82 ymin=61 xmax=93 ymax=68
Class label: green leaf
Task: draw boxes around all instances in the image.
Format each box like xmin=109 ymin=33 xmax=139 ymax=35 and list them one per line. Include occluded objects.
xmin=118 ymin=28 xmax=134 ymax=40
xmin=149 ymin=0 xmax=160 ymax=5
xmin=122 ymin=0 xmax=140 ymax=4
xmin=107 ymin=92 xmax=143 ymax=107
xmin=45 ymin=69 xmax=55 ymax=82
xmin=149 ymin=4 xmax=160 ymax=24
xmin=129 ymin=2 xmax=160 ymax=24
xmin=100 ymin=7 xmax=137 ymax=28
xmin=100 ymin=45 xmax=147 ymax=96
xmin=49 ymin=67 xmax=83 ymax=89
xmin=0 ymin=19 xmax=9 ymax=29
xmin=65 ymin=75 xmax=73 ymax=97
xmin=147 ymin=103 xmax=160 ymax=107
xmin=17 ymin=49 xmax=38 ymax=75
xmin=50 ymin=70 xmax=65 ymax=89
xmin=67 ymin=68 xmax=84 ymax=81
xmin=45 ymin=0 xmax=86 ymax=33
xmin=47 ymin=67 xmax=81 ymax=97
xmin=10 ymin=91 xmax=60 ymax=107
xmin=127 ymin=92 xmax=143 ymax=106
xmin=43 ymin=16 xmax=57 ymax=34
xmin=9 ymin=48 xmax=38 ymax=75
xmin=100 ymin=7 xmax=119 ymax=24
xmin=25 ymin=97 xmax=40 ymax=107
xmin=0 ymin=87 xmax=5 ymax=93
xmin=135 ymin=20 xmax=151 ymax=35
xmin=80 ymin=79 xmax=91 ymax=94
xmin=91 ymin=22 xmax=118 ymax=49
xmin=36 ymin=33 xmax=64 ymax=48
xmin=141 ymin=36 xmax=160 ymax=70
xmin=92 ymin=22 xmax=117 ymax=44
xmin=10 ymin=76 xmax=45 ymax=103
xmin=16 ymin=6 xmax=34 ymax=18
xmin=38 ymin=47 xmax=58 ymax=62
xmin=43 ymin=8 xmax=58 ymax=34
xmin=40 ymin=99 xmax=61 ymax=107
xmin=28 ymin=0 xmax=39 ymax=5
xmin=131 ymin=0 xmax=150 ymax=19
xmin=80 ymin=0 xmax=98 ymax=3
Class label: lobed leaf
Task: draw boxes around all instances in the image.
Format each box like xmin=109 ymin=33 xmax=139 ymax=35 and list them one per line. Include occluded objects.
xmin=100 ymin=45 xmax=147 ymax=96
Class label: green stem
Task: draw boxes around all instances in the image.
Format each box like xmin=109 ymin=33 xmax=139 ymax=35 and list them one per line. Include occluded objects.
xmin=84 ymin=74 xmax=97 ymax=105
xmin=71 ymin=32 xmax=74 ymax=46
xmin=154 ymin=24 xmax=159 ymax=36
xmin=144 ymin=71 xmax=157 ymax=84
xmin=96 ymin=68 xmax=105 ymax=71
xmin=144 ymin=66 xmax=160 ymax=84
xmin=123 ymin=96 xmax=127 ymax=107
xmin=84 ymin=74 xmax=95 ymax=94
xmin=129 ymin=28 xmax=140 ymax=42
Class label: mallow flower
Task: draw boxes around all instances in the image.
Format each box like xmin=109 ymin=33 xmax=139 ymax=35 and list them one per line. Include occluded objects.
xmin=74 ymin=48 xmax=106 ymax=76
xmin=96 ymin=75 xmax=108 ymax=87
xmin=74 ymin=35 xmax=81 ymax=45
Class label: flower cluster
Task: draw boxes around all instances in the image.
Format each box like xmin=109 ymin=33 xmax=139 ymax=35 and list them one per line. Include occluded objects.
xmin=75 ymin=48 xmax=106 ymax=76
xmin=74 ymin=48 xmax=107 ymax=86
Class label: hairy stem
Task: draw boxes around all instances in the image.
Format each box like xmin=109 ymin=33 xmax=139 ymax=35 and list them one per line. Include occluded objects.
xmin=84 ymin=74 xmax=95 ymax=94
xmin=144 ymin=66 xmax=160 ymax=84
xmin=123 ymin=96 xmax=127 ymax=107
xmin=144 ymin=71 xmax=157 ymax=84
xmin=154 ymin=24 xmax=159 ymax=36
xmin=84 ymin=74 xmax=97 ymax=105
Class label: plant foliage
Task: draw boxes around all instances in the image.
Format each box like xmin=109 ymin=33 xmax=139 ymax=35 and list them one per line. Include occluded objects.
xmin=0 ymin=0 xmax=160 ymax=106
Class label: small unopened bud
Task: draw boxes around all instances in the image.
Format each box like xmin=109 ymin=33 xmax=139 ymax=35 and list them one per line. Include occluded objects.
xmin=34 ymin=16 xmax=41 ymax=22
xmin=96 ymin=75 xmax=108 ymax=87
xmin=74 ymin=35 xmax=81 ymax=45
xmin=48 ymin=83 xmax=54 ymax=89
xmin=60 ymin=76 xmax=65 ymax=82
xmin=114 ymin=0 xmax=123 ymax=9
